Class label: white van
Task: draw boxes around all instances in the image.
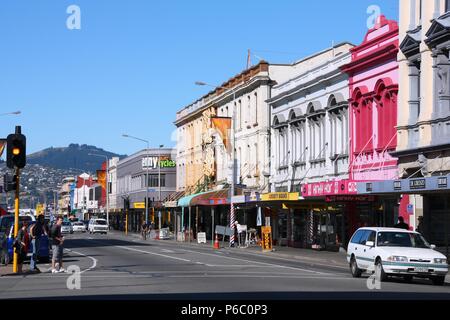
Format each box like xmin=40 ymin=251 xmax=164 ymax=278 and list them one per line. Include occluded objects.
xmin=88 ymin=219 xmax=108 ymax=235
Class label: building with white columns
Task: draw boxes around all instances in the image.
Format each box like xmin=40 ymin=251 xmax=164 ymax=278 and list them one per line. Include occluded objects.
xmin=268 ymin=43 xmax=354 ymax=192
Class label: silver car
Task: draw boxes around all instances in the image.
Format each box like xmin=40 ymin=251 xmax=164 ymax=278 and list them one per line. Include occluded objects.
xmin=61 ymin=221 xmax=73 ymax=234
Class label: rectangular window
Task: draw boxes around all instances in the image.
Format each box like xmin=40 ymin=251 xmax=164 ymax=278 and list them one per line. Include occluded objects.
xmin=447 ymin=0 xmax=450 ymax=12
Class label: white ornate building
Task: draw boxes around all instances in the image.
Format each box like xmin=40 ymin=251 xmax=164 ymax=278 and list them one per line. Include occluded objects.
xmin=268 ymin=43 xmax=354 ymax=191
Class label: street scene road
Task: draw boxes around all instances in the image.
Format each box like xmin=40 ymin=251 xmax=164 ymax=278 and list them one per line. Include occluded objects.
xmin=2 ymin=1 xmax=450 ymax=307
xmin=1 ymin=233 xmax=449 ymax=300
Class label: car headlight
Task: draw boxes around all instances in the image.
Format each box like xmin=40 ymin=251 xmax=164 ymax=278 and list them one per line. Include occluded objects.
xmin=434 ymin=258 xmax=447 ymax=265
xmin=387 ymin=256 xmax=408 ymax=262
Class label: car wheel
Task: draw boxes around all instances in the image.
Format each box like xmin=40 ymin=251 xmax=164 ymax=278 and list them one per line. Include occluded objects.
xmin=431 ymin=275 xmax=446 ymax=286
xmin=350 ymin=256 xmax=362 ymax=278
xmin=375 ymin=259 xmax=388 ymax=282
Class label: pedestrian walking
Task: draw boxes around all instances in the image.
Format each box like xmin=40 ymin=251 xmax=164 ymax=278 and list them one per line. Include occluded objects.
xmin=29 ymin=214 xmax=48 ymax=273
xmin=394 ymin=216 xmax=410 ymax=230
xmin=50 ymin=217 xmax=65 ymax=274
xmin=141 ymin=222 xmax=148 ymax=240
xmin=15 ymin=221 xmax=30 ymax=274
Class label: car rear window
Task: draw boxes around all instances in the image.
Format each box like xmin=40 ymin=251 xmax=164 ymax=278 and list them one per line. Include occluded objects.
xmin=96 ymin=220 xmax=107 ymax=225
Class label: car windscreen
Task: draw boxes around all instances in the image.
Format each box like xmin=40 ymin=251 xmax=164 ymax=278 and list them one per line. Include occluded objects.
xmin=62 ymin=222 xmax=71 ymax=226
xmin=95 ymin=220 xmax=107 ymax=225
xmin=377 ymin=232 xmax=430 ymax=248
xmin=74 ymin=222 xmax=84 ymax=226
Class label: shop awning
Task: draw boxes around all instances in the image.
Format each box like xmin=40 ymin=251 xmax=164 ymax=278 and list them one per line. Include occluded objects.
xmin=177 ymin=189 xmax=230 ymax=207
xmin=191 ymin=188 xmax=229 ymax=206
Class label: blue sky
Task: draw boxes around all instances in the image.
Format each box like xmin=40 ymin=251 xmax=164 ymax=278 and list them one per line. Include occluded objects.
xmin=0 ymin=0 xmax=398 ymax=156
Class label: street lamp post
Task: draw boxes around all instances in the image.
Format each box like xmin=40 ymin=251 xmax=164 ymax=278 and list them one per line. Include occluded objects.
xmin=158 ymin=144 xmax=164 ymax=231
xmin=195 ymin=81 xmax=237 ymax=247
xmin=123 ymin=134 xmax=150 ymax=225
xmin=89 ymin=153 xmax=110 ymax=226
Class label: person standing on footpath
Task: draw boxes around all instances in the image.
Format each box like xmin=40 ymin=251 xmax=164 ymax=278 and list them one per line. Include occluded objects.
xmin=29 ymin=214 xmax=48 ymax=273
xmin=51 ymin=217 xmax=65 ymax=274
xmin=16 ymin=221 xmax=30 ymax=274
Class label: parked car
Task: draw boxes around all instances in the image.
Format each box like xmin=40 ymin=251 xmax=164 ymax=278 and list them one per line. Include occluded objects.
xmin=61 ymin=221 xmax=74 ymax=234
xmin=5 ymin=222 xmax=51 ymax=263
xmin=0 ymin=214 xmax=36 ymax=239
xmin=347 ymin=227 xmax=448 ymax=286
xmin=72 ymin=222 xmax=86 ymax=233
xmin=88 ymin=219 xmax=108 ymax=235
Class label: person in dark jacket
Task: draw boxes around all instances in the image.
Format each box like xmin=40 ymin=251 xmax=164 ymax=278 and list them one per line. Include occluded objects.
xmin=394 ymin=216 xmax=410 ymax=230
xmin=16 ymin=222 xmax=30 ymax=274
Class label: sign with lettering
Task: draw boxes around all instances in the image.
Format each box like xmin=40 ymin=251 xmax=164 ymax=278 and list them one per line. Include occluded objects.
xmin=197 ymin=232 xmax=207 ymax=244
xmin=142 ymin=156 xmax=176 ymax=170
xmin=261 ymin=226 xmax=273 ymax=252
xmin=302 ymin=180 xmax=358 ymax=197
xmin=438 ymin=177 xmax=448 ymax=188
xmin=133 ymin=202 xmax=145 ymax=209
xmin=261 ymin=192 xmax=299 ymax=201
xmin=393 ymin=181 xmax=402 ymax=191
xmin=325 ymin=195 xmax=376 ymax=202
xmin=410 ymin=179 xmax=426 ymax=190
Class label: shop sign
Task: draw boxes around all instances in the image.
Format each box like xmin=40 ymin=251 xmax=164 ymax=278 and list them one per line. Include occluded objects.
xmin=325 ymin=195 xmax=376 ymax=202
xmin=393 ymin=181 xmax=402 ymax=191
xmin=410 ymin=179 xmax=426 ymax=190
xmin=133 ymin=202 xmax=145 ymax=209
xmin=142 ymin=156 xmax=176 ymax=170
xmin=302 ymin=180 xmax=358 ymax=197
xmin=261 ymin=192 xmax=299 ymax=201
xmin=438 ymin=177 xmax=448 ymax=188
xmin=261 ymin=226 xmax=273 ymax=252
xmin=407 ymin=204 xmax=414 ymax=214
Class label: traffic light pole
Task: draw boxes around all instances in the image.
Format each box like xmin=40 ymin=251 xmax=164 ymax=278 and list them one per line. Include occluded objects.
xmin=12 ymin=168 xmax=20 ymax=274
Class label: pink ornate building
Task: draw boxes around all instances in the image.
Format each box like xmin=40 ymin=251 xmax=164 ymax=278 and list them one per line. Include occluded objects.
xmin=342 ymin=15 xmax=409 ymax=226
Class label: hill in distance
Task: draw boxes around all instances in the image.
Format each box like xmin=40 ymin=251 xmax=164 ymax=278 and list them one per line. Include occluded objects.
xmin=27 ymin=144 xmax=127 ymax=173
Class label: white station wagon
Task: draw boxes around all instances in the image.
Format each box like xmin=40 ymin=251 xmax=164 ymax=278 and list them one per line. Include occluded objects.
xmin=347 ymin=227 xmax=448 ymax=286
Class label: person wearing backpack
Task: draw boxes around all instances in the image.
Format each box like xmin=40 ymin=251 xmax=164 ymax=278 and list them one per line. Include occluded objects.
xmin=16 ymin=221 xmax=30 ymax=274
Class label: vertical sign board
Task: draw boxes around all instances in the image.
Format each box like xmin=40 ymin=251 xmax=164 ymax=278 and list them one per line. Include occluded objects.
xmin=261 ymin=226 xmax=273 ymax=252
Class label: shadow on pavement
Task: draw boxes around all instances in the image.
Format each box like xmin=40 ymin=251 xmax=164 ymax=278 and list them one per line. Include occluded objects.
xmin=64 ymin=238 xmax=149 ymax=249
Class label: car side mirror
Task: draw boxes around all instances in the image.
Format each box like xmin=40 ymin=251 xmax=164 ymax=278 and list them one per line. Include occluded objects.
xmin=366 ymin=241 xmax=375 ymax=247
xmin=430 ymin=244 xmax=436 ymax=250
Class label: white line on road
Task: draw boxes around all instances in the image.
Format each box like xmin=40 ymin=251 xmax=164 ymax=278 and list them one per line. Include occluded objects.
xmin=116 ymin=246 xmax=192 ymax=263
xmin=176 ymin=248 xmax=333 ymax=275
xmin=65 ymin=249 xmax=98 ymax=274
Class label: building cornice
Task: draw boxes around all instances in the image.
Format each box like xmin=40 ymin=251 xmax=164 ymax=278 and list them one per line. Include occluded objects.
xmin=391 ymin=143 xmax=450 ymax=158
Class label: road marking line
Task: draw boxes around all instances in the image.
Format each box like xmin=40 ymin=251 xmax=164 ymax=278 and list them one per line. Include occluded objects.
xmin=116 ymin=246 xmax=191 ymax=263
xmin=65 ymin=249 xmax=98 ymax=274
xmin=176 ymin=248 xmax=332 ymax=275
xmin=161 ymin=249 xmax=175 ymax=253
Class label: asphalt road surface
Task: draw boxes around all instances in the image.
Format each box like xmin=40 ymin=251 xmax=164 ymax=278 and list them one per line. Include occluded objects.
xmin=1 ymin=232 xmax=449 ymax=300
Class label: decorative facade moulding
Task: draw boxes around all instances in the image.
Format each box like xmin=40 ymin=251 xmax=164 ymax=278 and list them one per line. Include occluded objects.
xmin=425 ymin=12 xmax=450 ymax=48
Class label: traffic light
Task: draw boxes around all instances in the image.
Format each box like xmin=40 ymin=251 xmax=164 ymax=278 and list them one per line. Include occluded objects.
xmin=6 ymin=126 xmax=26 ymax=169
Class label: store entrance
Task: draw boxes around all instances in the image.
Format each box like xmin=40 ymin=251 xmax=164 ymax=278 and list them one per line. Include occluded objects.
xmin=314 ymin=210 xmax=346 ymax=252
